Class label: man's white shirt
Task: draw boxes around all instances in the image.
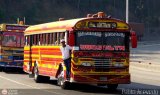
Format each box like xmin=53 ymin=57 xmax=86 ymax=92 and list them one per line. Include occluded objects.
xmin=60 ymin=45 xmax=72 ymax=60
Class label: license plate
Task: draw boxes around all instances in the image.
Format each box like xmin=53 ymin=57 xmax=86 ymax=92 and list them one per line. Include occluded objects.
xmin=100 ymin=77 xmax=107 ymax=81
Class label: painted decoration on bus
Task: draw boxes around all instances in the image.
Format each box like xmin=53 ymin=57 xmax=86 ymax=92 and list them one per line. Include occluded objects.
xmin=80 ymin=45 xmax=125 ymax=51
xmin=76 ymin=31 xmax=127 ymax=51
xmin=2 ymin=32 xmax=24 ymax=47
xmin=88 ymin=22 xmax=117 ymax=28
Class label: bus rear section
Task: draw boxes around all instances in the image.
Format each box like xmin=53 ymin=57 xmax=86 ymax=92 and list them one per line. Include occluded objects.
xmin=0 ymin=23 xmax=28 ymax=71
xmin=0 ymin=47 xmax=24 ymax=70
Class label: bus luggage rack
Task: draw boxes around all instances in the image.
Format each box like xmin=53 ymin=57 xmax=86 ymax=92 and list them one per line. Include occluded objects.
xmin=93 ymin=58 xmax=112 ymax=68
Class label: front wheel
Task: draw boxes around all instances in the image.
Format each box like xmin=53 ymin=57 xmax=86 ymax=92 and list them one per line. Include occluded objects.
xmin=107 ymin=84 xmax=118 ymax=90
xmin=97 ymin=84 xmax=106 ymax=86
xmin=57 ymin=67 xmax=70 ymax=89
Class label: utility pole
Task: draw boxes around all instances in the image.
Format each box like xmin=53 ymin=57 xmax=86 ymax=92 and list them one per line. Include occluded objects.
xmin=126 ymin=0 xmax=129 ymax=23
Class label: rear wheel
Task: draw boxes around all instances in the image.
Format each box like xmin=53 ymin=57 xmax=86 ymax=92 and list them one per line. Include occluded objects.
xmin=34 ymin=66 xmax=41 ymax=83
xmin=57 ymin=67 xmax=70 ymax=89
xmin=97 ymin=84 xmax=107 ymax=86
xmin=0 ymin=67 xmax=3 ymax=72
xmin=107 ymin=84 xmax=118 ymax=90
xmin=33 ymin=65 xmax=49 ymax=83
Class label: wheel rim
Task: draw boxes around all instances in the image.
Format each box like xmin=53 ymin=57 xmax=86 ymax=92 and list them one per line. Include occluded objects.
xmin=58 ymin=70 xmax=64 ymax=86
xmin=60 ymin=79 xmax=64 ymax=86
xmin=34 ymin=67 xmax=38 ymax=80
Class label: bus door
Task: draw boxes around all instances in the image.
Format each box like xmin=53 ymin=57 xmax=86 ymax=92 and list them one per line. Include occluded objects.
xmin=28 ymin=35 xmax=33 ymax=75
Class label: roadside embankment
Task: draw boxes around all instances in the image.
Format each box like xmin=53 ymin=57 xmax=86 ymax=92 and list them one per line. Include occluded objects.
xmin=130 ymin=61 xmax=160 ymax=73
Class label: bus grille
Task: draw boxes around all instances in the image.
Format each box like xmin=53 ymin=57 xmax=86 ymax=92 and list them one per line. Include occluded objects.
xmin=93 ymin=58 xmax=112 ymax=68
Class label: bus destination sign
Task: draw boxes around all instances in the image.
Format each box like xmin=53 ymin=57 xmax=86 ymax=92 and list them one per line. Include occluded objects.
xmin=6 ymin=25 xmax=28 ymax=31
xmin=88 ymin=22 xmax=117 ymax=28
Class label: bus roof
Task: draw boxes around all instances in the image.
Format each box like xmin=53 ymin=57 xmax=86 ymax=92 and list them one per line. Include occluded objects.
xmin=0 ymin=23 xmax=29 ymax=32
xmin=25 ymin=17 xmax=130 ymax=35
xmin=25 ymin=18 xmax=84 ymax=35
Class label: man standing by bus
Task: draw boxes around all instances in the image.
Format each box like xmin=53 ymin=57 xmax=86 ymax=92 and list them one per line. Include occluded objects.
xmin=60 ymin=39 xmax=72 ymax=79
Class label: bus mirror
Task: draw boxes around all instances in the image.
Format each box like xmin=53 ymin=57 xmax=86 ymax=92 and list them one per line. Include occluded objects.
xmin=131 ymin=32 xmax=137 ymax=48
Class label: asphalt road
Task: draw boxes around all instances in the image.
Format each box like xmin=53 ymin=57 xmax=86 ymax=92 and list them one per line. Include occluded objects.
xmin=0 ymin=42 xmax=160 ymax=95
xmin=0 ymin=65 xmax=159 ymax=95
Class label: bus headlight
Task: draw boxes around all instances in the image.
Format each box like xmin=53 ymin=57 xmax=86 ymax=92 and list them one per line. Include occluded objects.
xmin=114 ymin=63 xmax=124 ymax=67
xmin=81 ymin=62 xmax=92 ymax=66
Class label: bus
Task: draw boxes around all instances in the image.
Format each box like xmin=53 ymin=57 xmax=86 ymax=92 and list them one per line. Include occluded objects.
xmin=0 ymin=22 xmax=28 ymax=71
xmin=23 ymin=12 xmax=137 ymax=89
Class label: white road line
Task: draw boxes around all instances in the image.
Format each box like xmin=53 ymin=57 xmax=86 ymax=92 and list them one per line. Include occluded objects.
xmin=0 ymin=75 xmax=37 ymax=89
xmin=138 ymin=43 xmax=160 ymax=47
xmin=0 ymin=75 xmax=66 ymax=95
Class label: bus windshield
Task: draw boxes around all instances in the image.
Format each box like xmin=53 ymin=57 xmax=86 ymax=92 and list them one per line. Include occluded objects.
xmin=76 ymin=31 xmax=129 ymax=51
xmin=2 ymin=32 xmax=24 ymax=47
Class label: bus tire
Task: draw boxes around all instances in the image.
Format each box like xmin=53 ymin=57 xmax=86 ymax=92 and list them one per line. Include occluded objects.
xmin=3 ymin=67 xmax=9 ymax=72
xmin=97 ymin=84 xmax=106 ymax=86
xmin=107 ymin=84 xmax=118 ymax=90
xmin=33 ymin=65 xmax=43 ymax=83
xmin=57 ymin=67 xmax=70 ymax=89
xmin=33 ymin=65 xmax=50 ymax=83
xmin=0 ymin=67 xmax=3 ymax=72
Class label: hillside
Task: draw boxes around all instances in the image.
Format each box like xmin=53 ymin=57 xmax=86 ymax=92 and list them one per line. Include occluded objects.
xmin=0 ymin=0 xmax=159 ymax=28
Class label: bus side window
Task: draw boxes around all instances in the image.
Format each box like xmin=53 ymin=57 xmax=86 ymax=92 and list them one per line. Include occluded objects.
xmin=46 ymin=33 xmax=49 ymax=45
xmin=57 ymin=33 xmax=60 ymax=45
xmin=55 ymin=33 xmax=57 ymax=45
xmin=49 ymin=33 xmax=51 ymax=45
xmin=53 ymin=33 xmax=57 ymax=45
xmin=28 ymin=36 xmax=30 ymax=46
xmin=34 ymin=34 xmax=37 ymax=45
xmin=42 ymin=34 xmax=46 ymax=45
xmin=40 ymin=34 xmax=43 ymax=45
xmin=30 ymin=35 xmax=33 ymax=46
xmin=25 ymin=36 xmax=27 ymax=45
xmin=60 ymin=32 xmax=65 ymax=40
xmin=37 ymin=34 xmax=40 ymax=45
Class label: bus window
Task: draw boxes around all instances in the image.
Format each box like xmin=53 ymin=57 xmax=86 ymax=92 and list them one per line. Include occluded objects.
xmin=65 ymin=31 xmax=69 ymax=44
xmin=42 ymin=34 xmax=46 ymax=45
xmin=48 ymin=33 xmax=50 ymax=45
xmin=33 ymin=35 xmax=36 ymax=45
xmin=28 ymin=36 xmax=30 ymax=46
xmin=46 ymin=33 xmax=49 ymax=45
xmin=60 ymin=32 xmax=65 ymax=40
xmin=31 ymin=35 xmax=34 ymax=46
xmin=40 ymin=34 xmax=43 ymax=45
xmin=56 ymin=33 xmax=60 ymax=45
xmin=25 ymin=36 xmax=27 ymax=45
xmin=54 ymin=33 xmax=57 ymax=45
xmin=36 ymin=34 xmax=39 ymax=45
xmin=21 ymin=36 xmax=24 ymax=47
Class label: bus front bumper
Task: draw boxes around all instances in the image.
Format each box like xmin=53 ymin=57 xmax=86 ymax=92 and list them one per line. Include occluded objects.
xmin=70 ymin=74 xmax=130 ymax=84
xmin=4 ymin=62 xmax=23 ymax=68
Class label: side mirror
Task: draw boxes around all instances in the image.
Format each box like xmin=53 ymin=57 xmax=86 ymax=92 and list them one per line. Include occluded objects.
xmin=131 ymin=31 xmax=137 ymax=48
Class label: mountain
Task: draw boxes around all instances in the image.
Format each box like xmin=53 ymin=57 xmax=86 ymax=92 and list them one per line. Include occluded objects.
xmin=0 ymin=0 xmax=159 ymax=28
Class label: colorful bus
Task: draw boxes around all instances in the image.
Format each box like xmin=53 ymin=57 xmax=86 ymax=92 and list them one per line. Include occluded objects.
xmin=23 ymin=12 xmax=137 ymax=89
xmin=0 ymin=23 xmax=28 ymax=71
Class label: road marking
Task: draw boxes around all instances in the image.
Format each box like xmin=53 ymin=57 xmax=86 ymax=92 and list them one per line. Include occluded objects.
xmin=138 ymin=43 xmax=160 ymax=47
xmin=0 ymin=74 xmax=67 ymax=95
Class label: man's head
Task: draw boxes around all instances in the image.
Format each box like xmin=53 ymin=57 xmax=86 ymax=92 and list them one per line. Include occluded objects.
xmin=60 ymin=39 xmax=66 ymax=47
